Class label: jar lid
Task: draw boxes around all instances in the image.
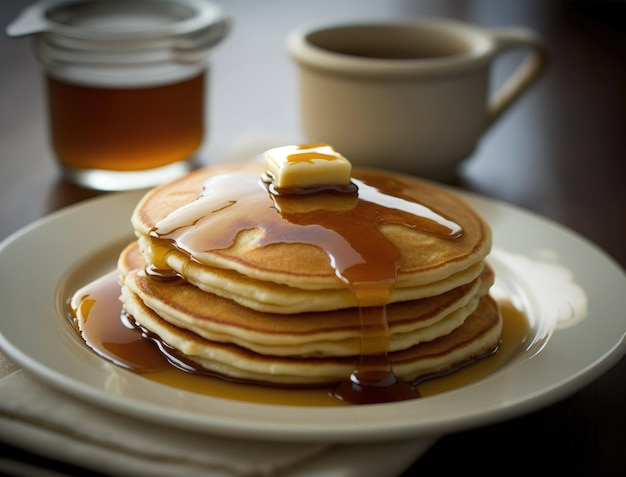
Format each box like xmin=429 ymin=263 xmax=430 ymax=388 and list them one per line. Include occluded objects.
xmin=7 ymin=0 xmax=229 ymax=63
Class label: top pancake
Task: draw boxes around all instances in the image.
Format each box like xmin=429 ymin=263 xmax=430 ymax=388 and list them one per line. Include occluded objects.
xmin=131 ymin=161 xmax=491 ymax=297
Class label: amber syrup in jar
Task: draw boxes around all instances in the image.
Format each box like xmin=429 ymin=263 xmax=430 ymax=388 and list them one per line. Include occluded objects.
xmin=47 ymin=73 xmax=205 ymax=173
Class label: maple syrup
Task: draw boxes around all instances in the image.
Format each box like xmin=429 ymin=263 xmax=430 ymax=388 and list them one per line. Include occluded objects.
xmin=146 ymin=169 xmax=466 ymax=403
xmin=47 ymin=73 xmax=205 ymax=172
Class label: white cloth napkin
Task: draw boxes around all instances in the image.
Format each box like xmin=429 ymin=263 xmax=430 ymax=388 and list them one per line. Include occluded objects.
xmin=0 ymin=352 xmax=436 ymax=477
xmin=0 ymin=134 xmax=438 ymax=476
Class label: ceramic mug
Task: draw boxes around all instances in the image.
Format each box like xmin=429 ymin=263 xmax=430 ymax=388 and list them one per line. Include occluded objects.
xmin=287 ymin=17 xmax=549 ymax=179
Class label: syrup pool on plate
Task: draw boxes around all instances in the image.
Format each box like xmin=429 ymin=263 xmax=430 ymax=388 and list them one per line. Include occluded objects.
xmin=68 ymin=266 xmax=529 ymax=407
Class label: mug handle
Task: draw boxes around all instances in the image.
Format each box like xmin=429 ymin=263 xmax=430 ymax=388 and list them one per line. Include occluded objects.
xmin=486 ymin=28 xmax=550 ymax=128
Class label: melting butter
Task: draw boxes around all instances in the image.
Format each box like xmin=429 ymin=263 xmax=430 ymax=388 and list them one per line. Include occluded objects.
xmin=264 ymin=143 xmax=352 ymax=189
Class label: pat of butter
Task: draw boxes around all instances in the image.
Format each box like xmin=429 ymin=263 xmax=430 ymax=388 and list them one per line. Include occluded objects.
xmin=265 ymin=144 xmax=352 ymax=189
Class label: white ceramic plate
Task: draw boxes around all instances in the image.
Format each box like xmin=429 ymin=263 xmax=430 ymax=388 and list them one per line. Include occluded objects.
xmin=1 ymin=188 xmax=625 ymax=443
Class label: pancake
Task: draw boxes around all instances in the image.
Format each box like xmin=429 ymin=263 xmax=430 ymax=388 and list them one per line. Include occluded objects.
xmin=119 ymin=240 xmax=495 ymax=357
xmin=135 ymin=234 xmax=486 ymax=314
xmin=130 ymin=160 xmax=492 ymax=312
xmin=120 ymin=280 xmax=501 ymax=385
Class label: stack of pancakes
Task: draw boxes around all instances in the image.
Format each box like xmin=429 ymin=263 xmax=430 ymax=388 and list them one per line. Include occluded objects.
xmin=118 ymin=158 xmax=501 ymax=387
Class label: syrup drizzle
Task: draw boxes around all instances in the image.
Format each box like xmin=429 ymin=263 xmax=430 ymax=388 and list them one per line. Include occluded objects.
xmin=145 ymin=169 xmax=464 ymax=403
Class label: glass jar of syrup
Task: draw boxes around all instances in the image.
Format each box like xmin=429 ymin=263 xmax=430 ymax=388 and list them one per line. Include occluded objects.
xmin=7 ymin=0 xmax=229 ymax=190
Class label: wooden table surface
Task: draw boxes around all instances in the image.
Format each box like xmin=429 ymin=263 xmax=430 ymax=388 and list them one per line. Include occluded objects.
xmin=1 ymin=0 xmax=625 ymax=474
